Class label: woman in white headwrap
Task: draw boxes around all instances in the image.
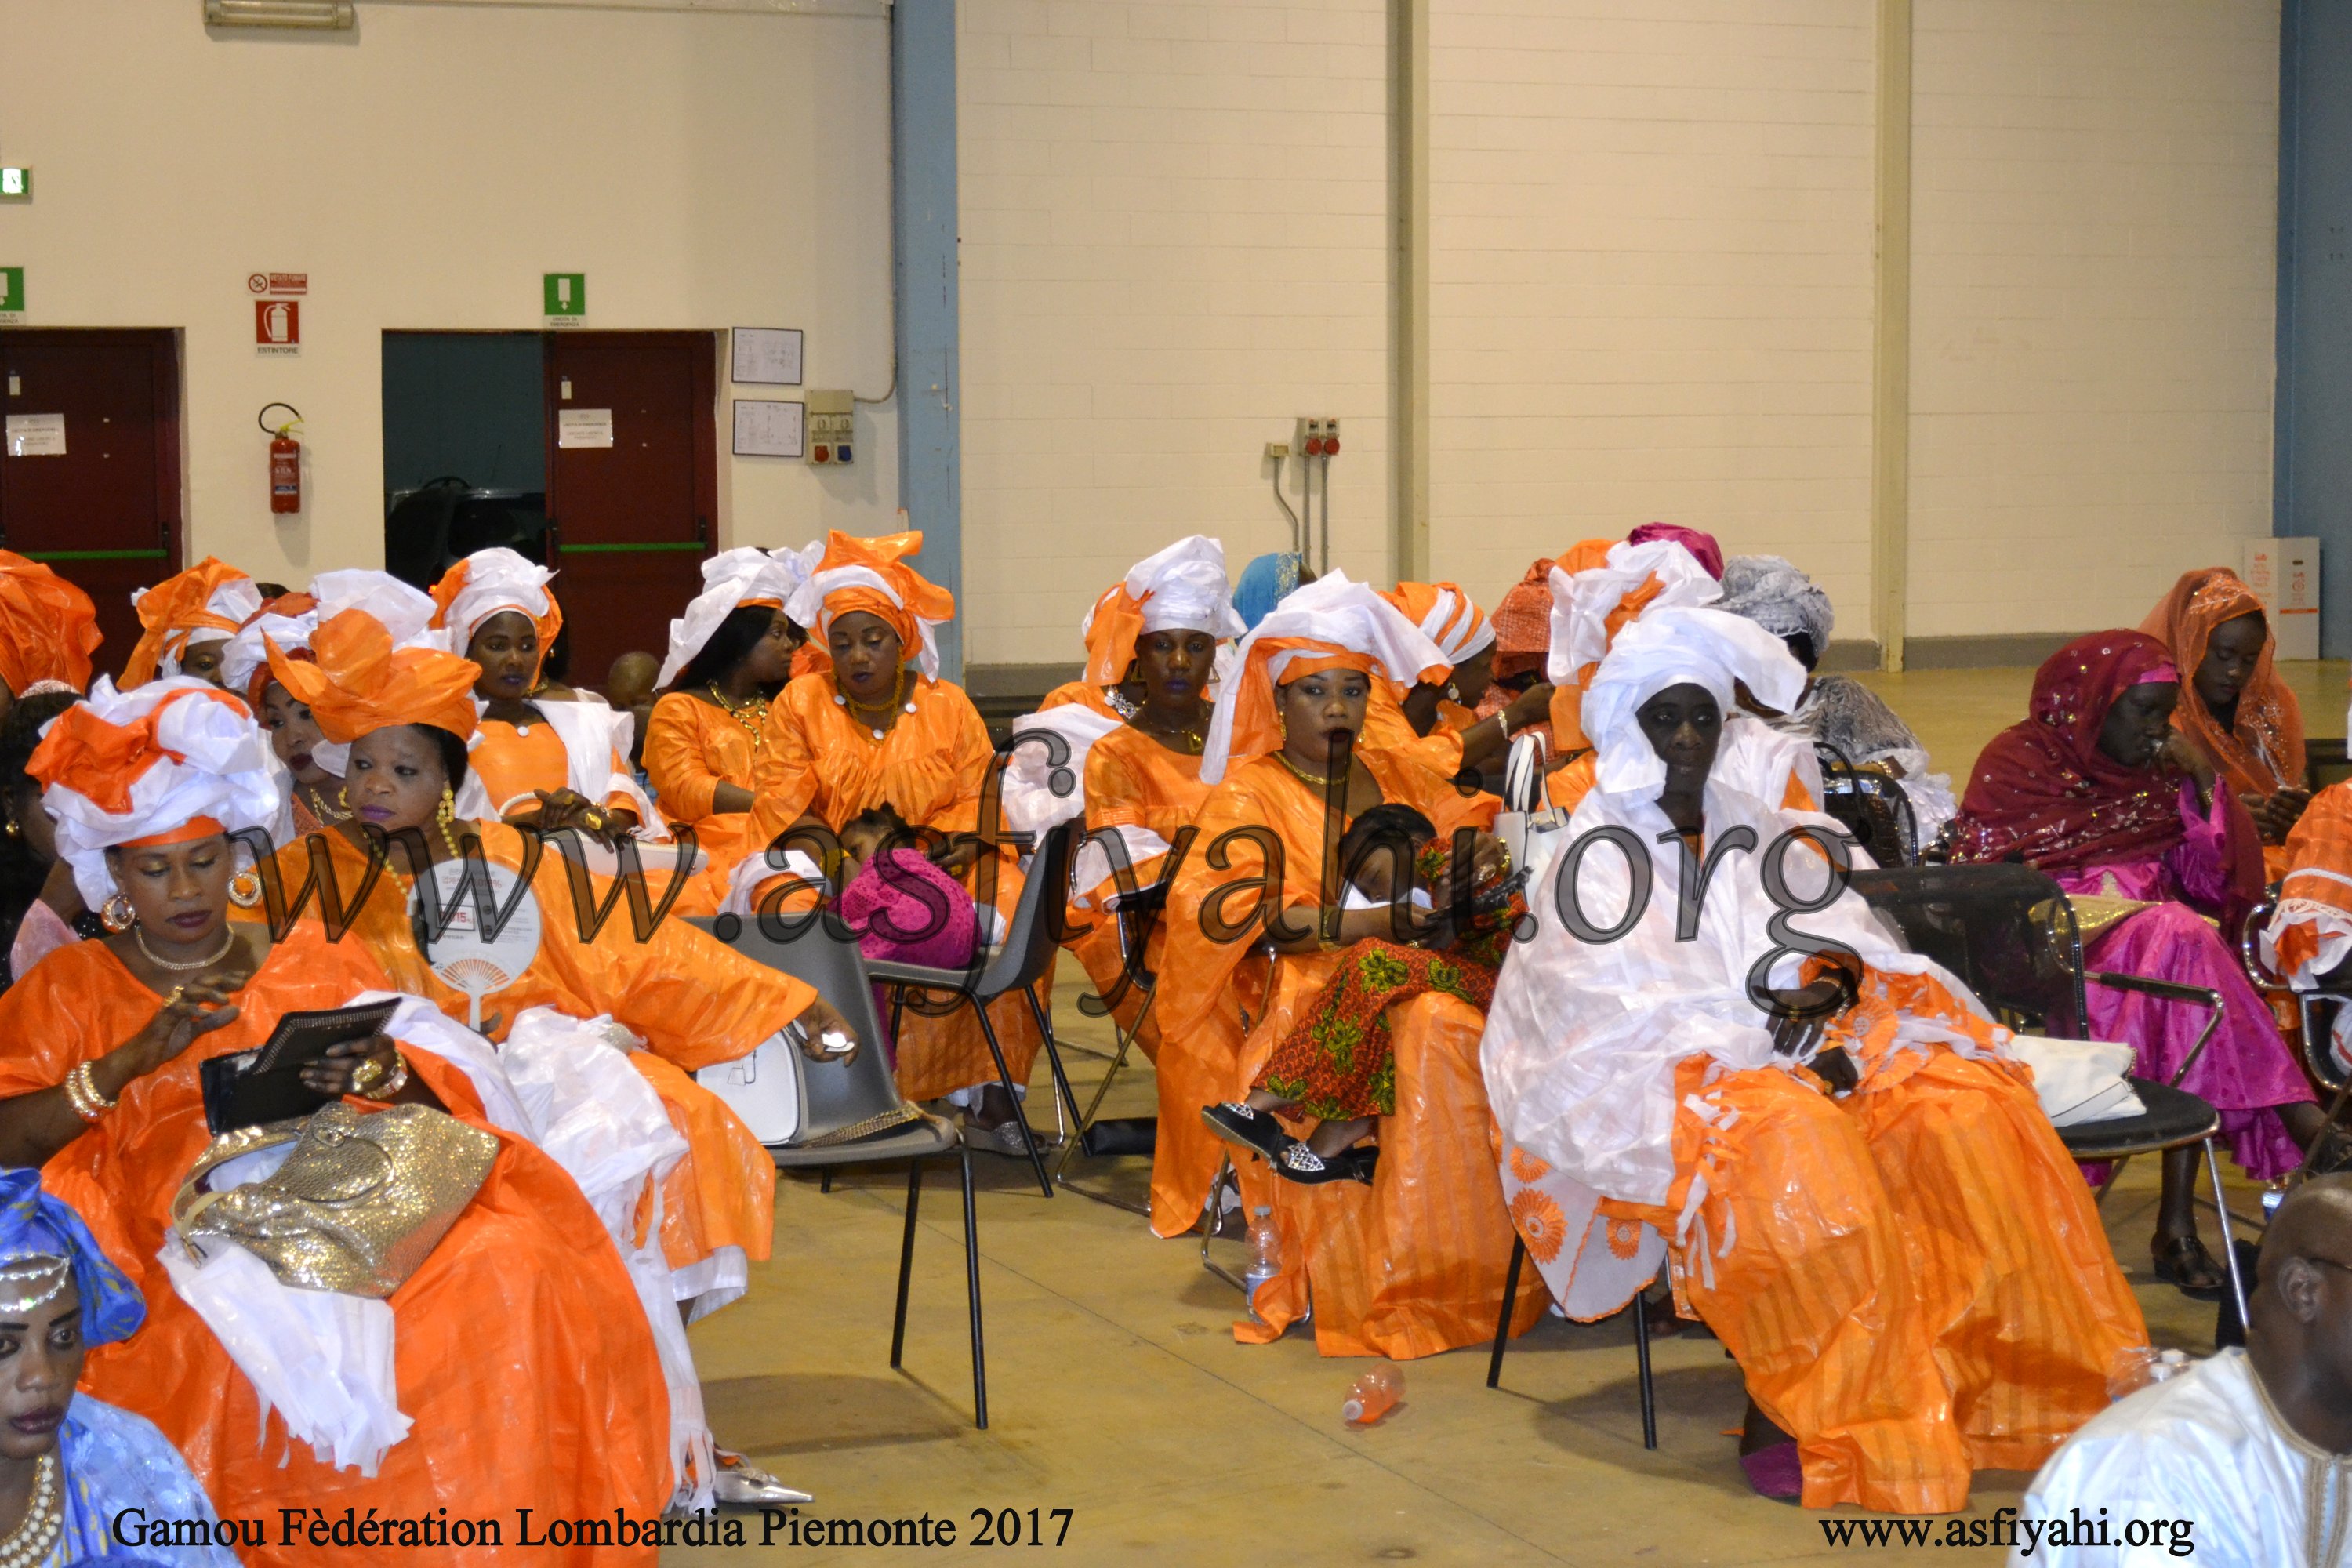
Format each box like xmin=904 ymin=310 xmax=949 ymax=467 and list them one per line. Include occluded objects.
xmin=0 ymin=677 xmax=676 ymax=1562
xmin=641 ymin=547 xmax=811 ymax=865
xmin=1717 ymin=554 xmax=1958 ymax=844
xmin=120 ymin=558 xmax=263 ymax=689
xmin=430 ymin=547 xmax=658 ymax=845
xmin=1479 ymin=606 xmax=2143 ymax=1512
xmin=219 ymin=571 xmax=440 ymax=837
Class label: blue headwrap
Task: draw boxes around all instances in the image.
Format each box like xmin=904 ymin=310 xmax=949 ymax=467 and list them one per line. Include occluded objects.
xmin=0 ymin=1171 xmax=143 ymax=1346
xmin=1230 ymin=553 xmax=1301 ymax=633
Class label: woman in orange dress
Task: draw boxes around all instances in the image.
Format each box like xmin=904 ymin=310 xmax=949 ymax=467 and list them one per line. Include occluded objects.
xmin=1375 ymin=579 xmax=1551 ymax=780
xmin=264 ymin=609 xmax=852 ymax=1338
xmin=120 ymin=557 xmax=261 ymax=689
xmin=747 ymin=530 xmax=1047 ymax=1152
xmin=643 ymin=547 xmax=808 ymax=869
xmin=430 ymin=547 xmax=655 ymax=845
xmin=0 ymin=676 xmax=673 ymax=1564
xmin=2140 ymin=566 xmax=2310 ymax=877
xmin=1156 ymin=580 xmax=1535 ymax=1359
xmin=1483 ymin=606 xmax=2143 ymax=1512
xmin=0 ymin=550 xmax=100 ymax=718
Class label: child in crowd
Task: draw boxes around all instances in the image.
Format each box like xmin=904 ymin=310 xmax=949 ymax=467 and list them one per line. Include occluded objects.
xmin=835 ymin=804 xmax=979 ymax=1065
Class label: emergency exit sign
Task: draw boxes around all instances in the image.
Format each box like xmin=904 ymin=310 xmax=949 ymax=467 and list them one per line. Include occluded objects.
xmin=543 ymin=273 xmax=586 ymax=327
xmin=0 ymin=268 xmax=21 ymax=325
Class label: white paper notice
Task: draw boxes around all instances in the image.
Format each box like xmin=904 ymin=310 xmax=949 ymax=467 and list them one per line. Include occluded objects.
xmin=557 ymin=408 xmax=614 ymax=449
xmin=732 ymin=399 xmax=804 ymax=459
xmin=3 ymin=414 xmax=64 ymax=458
xmin=731 ymin=328 xmax=803 ymax=387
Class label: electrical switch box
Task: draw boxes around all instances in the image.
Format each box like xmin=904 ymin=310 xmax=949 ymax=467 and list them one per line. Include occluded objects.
xmin=807 ymin=390 xmax=855 ymax=466
xmin=1295 ymin=416 xmax=1341 ymax=458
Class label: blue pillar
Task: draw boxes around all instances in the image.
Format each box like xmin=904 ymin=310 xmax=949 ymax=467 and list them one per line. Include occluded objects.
xmin=895 ymin=0 xmax=964 ymax=680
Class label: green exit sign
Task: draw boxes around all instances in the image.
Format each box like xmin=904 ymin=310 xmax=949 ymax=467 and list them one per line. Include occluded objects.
xmin=0 ymin=268 xmax=22 ymax=318
xmin=0 ymin=169 xmax=26 ymax=202
xmin=543 ymin=272 xmax=585 ymax=324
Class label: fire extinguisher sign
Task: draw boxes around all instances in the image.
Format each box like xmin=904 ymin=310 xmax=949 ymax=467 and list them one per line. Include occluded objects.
xmin=255 ymin=299 xmax=300 ymax=355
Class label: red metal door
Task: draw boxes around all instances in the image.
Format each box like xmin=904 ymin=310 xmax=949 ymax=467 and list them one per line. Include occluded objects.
xmin=0 ymin=330 xmax=181 ymax=679
xmin=543 ymin=332 xmax=717 ymax=686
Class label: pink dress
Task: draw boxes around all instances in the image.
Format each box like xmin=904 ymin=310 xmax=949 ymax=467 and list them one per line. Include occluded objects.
xmin=836 ymin=848 xmax=979 ymax=1070
xmin=2058 ymin=779 xmax=2314 ymax=1178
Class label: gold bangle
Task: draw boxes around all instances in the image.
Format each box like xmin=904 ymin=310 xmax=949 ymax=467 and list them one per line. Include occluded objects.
xmin=349 ymin=1054 xmax=387 ymax=1096
xmin=64 ymin=1062 xmax=114 ymax=1124
xmin=379 ymin=1053 xmax=410 ymax=1098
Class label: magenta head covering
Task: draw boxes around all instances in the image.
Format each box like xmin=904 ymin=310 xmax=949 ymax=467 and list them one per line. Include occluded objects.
xmin=1625 ymin=523 xmax=1723 ymax=580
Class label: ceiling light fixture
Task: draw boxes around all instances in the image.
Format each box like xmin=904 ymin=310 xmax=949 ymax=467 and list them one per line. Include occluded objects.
xmin=205 ymin=1 xmax=355 ymax=29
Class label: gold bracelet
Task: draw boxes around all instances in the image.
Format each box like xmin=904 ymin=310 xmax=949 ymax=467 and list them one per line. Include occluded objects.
xmin=64 ymin=1062 xmax=114 ymax=1124
xmin=379 ymin=1053 xmax=410 ymax=1098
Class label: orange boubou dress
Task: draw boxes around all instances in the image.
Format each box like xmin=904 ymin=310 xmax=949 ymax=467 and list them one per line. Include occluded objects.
xmin=1067 ymin=722 xmax=1212 ymax=1061
xmin=746 ymin=670 xmax=1047 ymax=1102
xmin=1156 ymin=747 xmax=1542 ymax=1358
xmin=1 ymin=925 xmax=671 ymax=1566
xmin=642 ymin=690 xmax=763 ymax=870
xmin=281 ymin=822 xmax=810 ymax=1292
xmin=470 ymin=714 xmax=642 ymax=822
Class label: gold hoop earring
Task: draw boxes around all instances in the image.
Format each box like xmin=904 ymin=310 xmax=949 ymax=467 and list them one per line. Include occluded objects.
xmin=2 ymin=817 xmax=18 ymax=840
xmin=100 ymin=892 xmax=136 ymax=934
xmin=436 ymin=786 xmax=461 ymax=858
xmin=228 ymin=869 xmax=263 ymax=909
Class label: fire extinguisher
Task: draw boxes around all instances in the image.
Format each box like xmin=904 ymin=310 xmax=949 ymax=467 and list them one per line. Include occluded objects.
xmin=259 ymin=403 xmax=303 ymax=515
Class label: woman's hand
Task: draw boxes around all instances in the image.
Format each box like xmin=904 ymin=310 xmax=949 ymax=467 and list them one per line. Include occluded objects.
xmin=791 ymin=998 xmax=861 ymax=1065
xmin=1429 ymin=831 xmax=1508 ymax=906
xmin=930 ymin=837 xmax=982 ymax=877
xmin=525 ymin=789 xmax=637 ymax=847
xmin=299 ymin=1033 xmax=401 ymax=1099
xmin=114 ymin=983 xmax=242 ymax=1083
xmin=2157 ymin=731 xmax=2216 ymax=793
xmin=1764 ymin=978 xmax=1847 ymax=1058
xmin=1502 ymin=682 xmax=1555 ymax=736
xmin=2245 ymin=786 xmax=2312 ymax=845
xmin=1808 ymin=1045 xmax=1860 ymax=1096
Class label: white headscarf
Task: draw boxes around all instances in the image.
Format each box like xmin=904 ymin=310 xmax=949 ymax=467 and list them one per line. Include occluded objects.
xmin=434 ymin=548 xmax=557 ymax=652
xmin=1579 ymin=606 xmax=1808 ymax=797
xmin=655 ymin=548 xmax=803 ymax=688
xmin=35 ymin=677 xmax=293 ymax=909
xmin=1198 ymin=570 xmax=1449 ymax=786
xmin=1545 ymin=537 xmax=1723 ymax=686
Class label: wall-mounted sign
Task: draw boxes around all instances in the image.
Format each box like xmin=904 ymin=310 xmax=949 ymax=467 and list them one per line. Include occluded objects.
xmin=4 ymin=414 xmax=65 ymax=459
xmin=247 ymin=271 xmax=307 ymax=296
xmin=557 ymin=408 xmax=613 ymax=448
xmin=544 ymin=274 xmax=586 ymax=328
xmin=0 ymin=267 xmax=22 ymax=325
xmin=731 ymin=328 xmax=803 ymax=387
xmin=256 ymin=299 xmax=300 ymax=354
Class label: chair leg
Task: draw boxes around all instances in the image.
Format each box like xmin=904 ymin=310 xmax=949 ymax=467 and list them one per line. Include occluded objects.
xmin=1054 ymin=985 xmax=1156 ymax=1185
xmin=1632 ymin=1283 xmax=1657 ymax=1451
xmin=1199 ymin=1157 xmax=1247 ymax=1292
xmin=890 ymin=1158 xmax=922 ymax=1370
xmin=820 ymin=1168 xmax=833 ymax=1196
xmin=961 ymin=1145 xmax=988 ymax=1431
xmin=2092 ymin=1152 xmax=2132 ymax=1207
xmin=971 ymin=999 xmax=1054 ymax=1197
xmin=2201 ymin=1136 xmax=2252 ymax=1335
xmin=1487 ymin=1233 xmax=1526 ymax=1389
xmin=1022 ymin=983 xmax=1087 ymax=1151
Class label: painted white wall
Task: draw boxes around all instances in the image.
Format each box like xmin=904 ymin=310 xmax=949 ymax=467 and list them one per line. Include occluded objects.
xmin=0 ymin=0 xmax=897 ymax=588
xmin=956 ymin=0 xmax=1393 ymax=667
xmin=1908 ymin=0 xmax=2281 ymax=641
xmin=1429 ymin=0 xmax=1882 ymax=637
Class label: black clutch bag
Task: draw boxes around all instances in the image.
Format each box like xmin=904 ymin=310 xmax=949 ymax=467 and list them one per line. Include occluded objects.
xmin=198 ymin=998 xmax=404 ymax=1136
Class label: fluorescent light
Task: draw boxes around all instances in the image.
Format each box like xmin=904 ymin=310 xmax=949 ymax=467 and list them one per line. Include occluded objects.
xmin=205 ymin=0 xmax=355 ymax=28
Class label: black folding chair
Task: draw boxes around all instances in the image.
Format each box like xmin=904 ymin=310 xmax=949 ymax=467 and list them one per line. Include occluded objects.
xmin=1051 ymin=871 xmax=1172 ymax=1214
xmin=1813 ymin=742 xmax=1919 ymax=867
xmin=864 ymin=818 xmax=1087 ymax=1198
xmin=691 ymin=913 xmax=989 ymax=1429
xmin=1486 ymin=1236 xmax=1656 ymax=1450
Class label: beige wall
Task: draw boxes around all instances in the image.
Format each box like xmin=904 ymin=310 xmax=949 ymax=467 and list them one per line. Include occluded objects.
xmin=1907 ymin=0 xmax=2280 ymax=641
xmin=0 ymin=0 xmax=897 ymax=588
xmin=1428 ymin=0 xmax=1882 ymax=635
xmin=956 ymin=0 xmax=1393 ymax=666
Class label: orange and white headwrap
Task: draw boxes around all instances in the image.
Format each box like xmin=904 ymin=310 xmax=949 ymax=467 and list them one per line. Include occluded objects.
xmin=27 ymin=677 xmax=290 ymax=908
xmin=223 ymin=572 xmax=441 ymax=756
xmin=656 ymin=546 xmax=806 ymax=688
xmin=122 ymin=558 xmax=263 ymax=688
xmin=784 ymin=529 xmax=956 ymax=681
xmin=1378 ymin=582 xmax=1494 ymax=674
xmin=1079 ymin=535 xmax=1248 ymax=687
xmin=1545 ymin=536 xmax=1722 ymax=688
xmin=1200 ymin=571 xmax=1449 ymax=785
xmin=0 ymin=552 xmax=100 ymax=697
xmin=267 ymin=609 xmax=482 ymax=758
xmin=430 ymin=548 xmax=561 ymax=655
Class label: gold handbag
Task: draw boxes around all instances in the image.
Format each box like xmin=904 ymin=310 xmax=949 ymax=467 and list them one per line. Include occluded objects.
xmin=172 ymin=1103 xmax=499 ymax=1298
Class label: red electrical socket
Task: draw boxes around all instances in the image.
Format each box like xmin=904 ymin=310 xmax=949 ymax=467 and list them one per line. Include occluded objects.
xmin=1296 ymin=416 xmax=1341 ymax=459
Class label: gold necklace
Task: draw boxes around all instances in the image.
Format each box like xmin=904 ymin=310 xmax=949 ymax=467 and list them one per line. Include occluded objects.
xmin=1275 ymin=753 xmax=1338 ymax=788
xmin=708 ymin=683 xmax=771 ymax=747
xmin=837 ymin=670 xmax=912 ymax=741
xmin=132 ymin=922 xmax=238 ymax=973
xmin=301 ymin=782 xmax=352 ymax=823
xmin=0 ymin=1452 xmax=60 ymax=1568
xmin=1132 ymin=712 xmax=1207 ymax=754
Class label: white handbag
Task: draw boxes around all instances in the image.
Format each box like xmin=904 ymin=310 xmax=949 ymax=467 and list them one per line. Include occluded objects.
xmin=1494 ymin=732 xmax=1572 ymax=890
xmin=2006 ymin=1034 xmax=2147 ymax=1127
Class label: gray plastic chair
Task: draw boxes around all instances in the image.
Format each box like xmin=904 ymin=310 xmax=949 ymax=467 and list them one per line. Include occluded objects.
xmin=690 ymin=913 xmax=989 ymax=1429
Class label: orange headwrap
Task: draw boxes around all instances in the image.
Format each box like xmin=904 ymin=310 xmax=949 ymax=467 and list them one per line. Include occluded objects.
xmin=2139 ymin=567 xmax=2306 ymax=800
xmin=0 ymin=550 xmax=101 ymax=695
xmin=1221 ymin=644 xmax=1382 ymax=777
xmin=1377 ymin=581 xmax=1494 ymax=673
xmin=788 ymin=530 xmax=957 ymax=678
xmin=267 ymin=609 xmax=482 ymax=745
xmin=122 ymin=557 xmax=258 ymax=688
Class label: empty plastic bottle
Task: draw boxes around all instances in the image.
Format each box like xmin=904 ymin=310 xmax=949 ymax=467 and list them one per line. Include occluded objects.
xmin=1242 ymin=1207 xmax=1280 ymax=1323
xmin=1342 ymin=1364 xmax=1403 ymax=1426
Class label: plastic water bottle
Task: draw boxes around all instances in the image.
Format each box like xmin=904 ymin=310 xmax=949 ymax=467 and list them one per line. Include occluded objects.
xmin=1342 ymin=1364 xmax=1403 ymax=1426
xmin=1242 ymin=1207 xmax=1279 ymax=1323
